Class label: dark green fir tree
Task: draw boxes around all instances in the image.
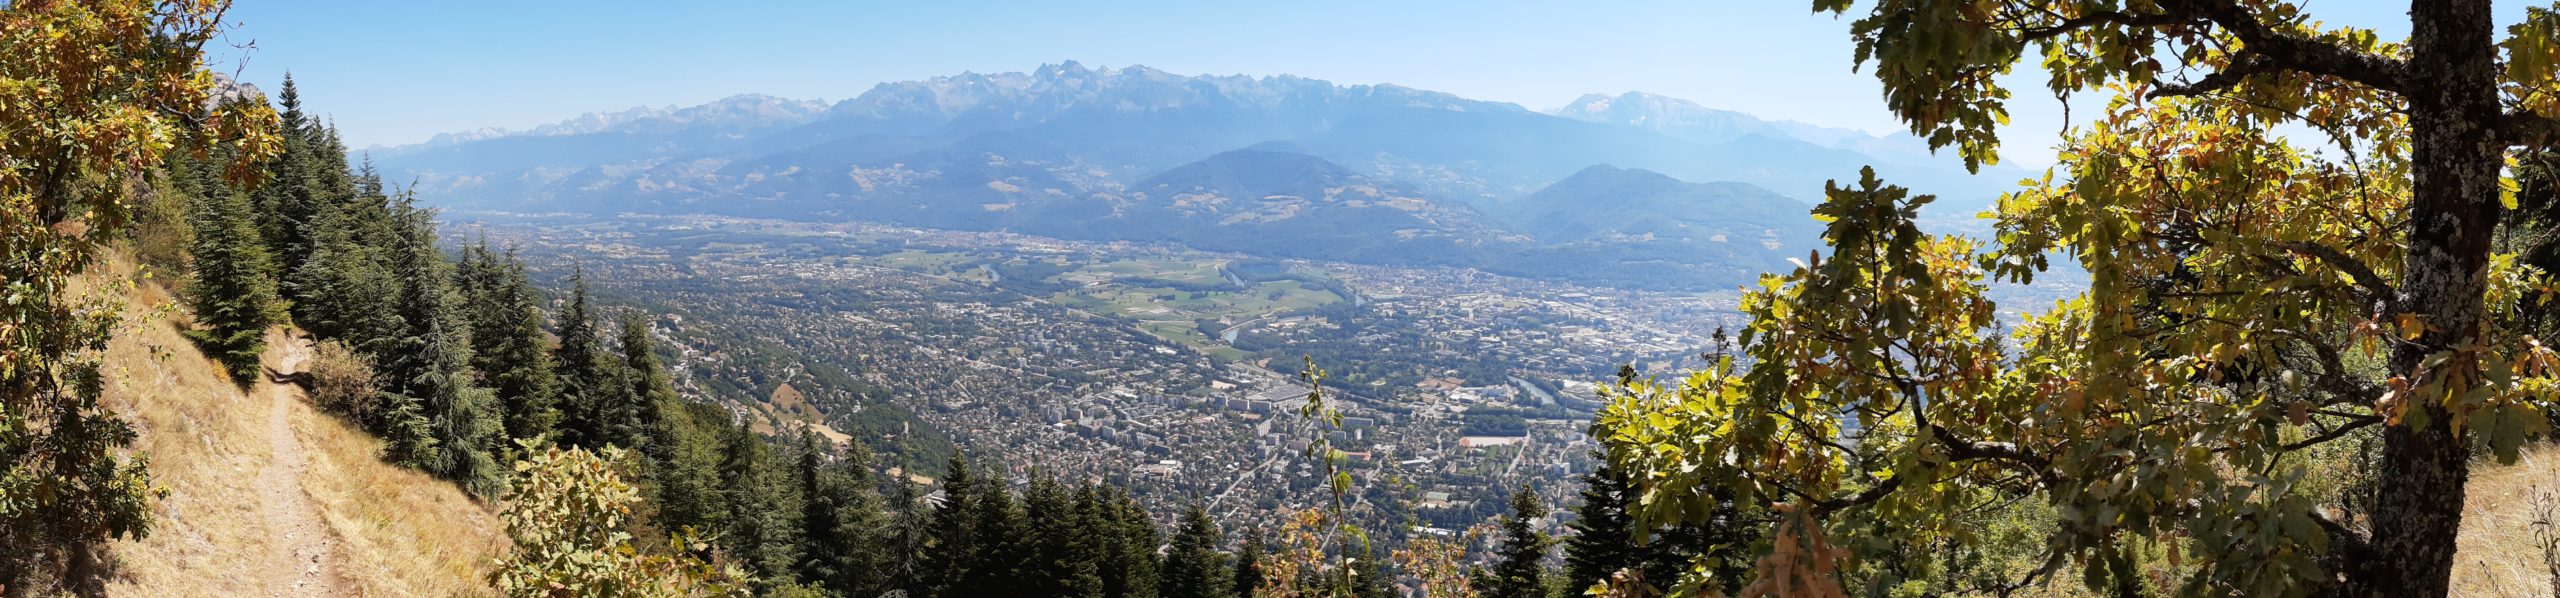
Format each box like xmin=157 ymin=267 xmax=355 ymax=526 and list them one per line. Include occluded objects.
xmin=455 ymin=242 xmax=560 ymax=449
xmin=793 ymin=431 xmax=888 ymax=597
xmin=1161 ymin=502 xmax=1232 ymax=598
xmin=1481 ymin=485 xmax=1548 ymax=598
xmin=179 ymin=160 xmax=283 ymax=384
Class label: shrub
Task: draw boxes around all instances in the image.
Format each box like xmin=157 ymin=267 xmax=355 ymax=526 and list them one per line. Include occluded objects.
xmin=308 ymin=340 xmax=381 ymax=424
xmin=493 ymin=442 xmax=747 ymax=597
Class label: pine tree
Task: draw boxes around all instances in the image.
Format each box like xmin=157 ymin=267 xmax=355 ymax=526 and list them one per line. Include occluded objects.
xmin=1349 ymin=548 xmax=1391 ymax=598
xmin=644 ymin=401 xmax=730 ymax=546
xmin=133 ymin=153 xmax=203 ymax=280
xmin=613 ymin=312 xmax=676 ymax=455
xmin=288 ymin=187 xmax=419 ymax=451
xmin=455 ymin=242 xmax=560 ymax=449
xmin=1161 ymin=503 xmax=1231 ymax=598
xmin=1098 ymin=485 xmax=1162 ymax=598
xmin=1229 ymin=535 xmax=1264 ymax=598
xmin=886 ymin=475 xmax=932 ymax=597
xmin=180 ymin=159 xmax=284 ymax=384
xmin=961 ymin=467 xmax=1031 ymax=597
xmin=549 ymin=271 xmax=624 ymax=450
xmin=1563 ymin=457 xmax=1641 ymax=595
xmin=251 ymin=74 xmax=318 ymax=273
xmin=374 ymin=390 xmax=439 ymax=468
xmin=1024 ymin=474 xmax=1102 ymax=598
xmin=410 ymin=320 xmax=504 ymax=496
xmin=794 ymin=431 xmax=887 ymax=597
xmin=284 ymin=168 xmax=401 ymax=354
xmin=1481 ymin=486 xmax=1548 ymax=598
xmin=925 ymin=454 xmax=981 ymax=596
xmin=375 ymin=201 xmax=504 ymax=495
xmin=718 ymin=421 xmax=802 ymax=589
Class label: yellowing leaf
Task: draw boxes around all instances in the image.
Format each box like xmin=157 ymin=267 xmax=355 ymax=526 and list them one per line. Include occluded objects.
xmin=2396 ymin=313 xmax=2428 ymax=341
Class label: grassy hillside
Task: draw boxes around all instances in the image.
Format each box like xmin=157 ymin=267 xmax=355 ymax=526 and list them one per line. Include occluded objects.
xmin=2452 ymin=445 xmax=2560 ymax=596
xmin=91 ymin=259 xmax=502 ymax=596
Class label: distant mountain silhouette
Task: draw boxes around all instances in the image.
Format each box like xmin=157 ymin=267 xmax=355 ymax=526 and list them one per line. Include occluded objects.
xmin=1024 ymin=149 xmax=1524 ymax=268
xmin=377 ymin=62 xmax=2015 ymax=289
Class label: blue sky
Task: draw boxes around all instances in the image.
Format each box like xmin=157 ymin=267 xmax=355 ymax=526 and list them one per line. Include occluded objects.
xmin=206 ymin=0 xmax=2444 ymax=163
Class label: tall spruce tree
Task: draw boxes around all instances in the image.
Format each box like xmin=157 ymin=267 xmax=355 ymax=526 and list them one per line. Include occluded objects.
xmin=1024 ymin=475 xmax=1103 ymax=598
xmin=288 ymin=180 xmax=426 ymax=457
xmin=549 ymin=271 xmax=622 ymax=449
xmin=250 ymin=74 xmax=318 ymax=274
xmin=886 ymin=474 xmax=932 ymax=597
xmin=1098 ymin=485 xmax=1162 ymax=598
xmin=650 ymin=401 xmax=732 ymax=543
xmin=925 ymin=454 xmax=981 ymax=597
xmin=1563 ymin=456 xmax=1641 ymax=595
xmin=614 ymin=312 xmax=676 ymax=455
xmin=377 ymin=200 xmax=504 ymax=495
xmin=794 ymin=431 xmax=888 ymax=597
xmin=718 ymin=420 xmax=802 ymax=590
xmin=1230 ymin=535 xmax=1264 ymax=598
xmin=961 ymin=467 xmax=1031 ymax=597
xmin=1349 ymin=548 xmax=1391 ymax=598
xmin=1481 ymin=486 xmax=1548 ymax=598
xmin=1161 ymin=502 xmax=1231 ymax=598
xmin=455 ymin=243 xmax=560 ymax=448
xmin=1560 ymin=455 xmax=1766 ymax=595
xmin=284 ymin=166 xmax=401 ymax=353
xmin=179 ymin=154 xmax=284 ymax=384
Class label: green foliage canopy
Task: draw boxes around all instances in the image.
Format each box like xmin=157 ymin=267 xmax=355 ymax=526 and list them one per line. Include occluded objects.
xmin=1600 ymin=1 xmax=2560 ymax=596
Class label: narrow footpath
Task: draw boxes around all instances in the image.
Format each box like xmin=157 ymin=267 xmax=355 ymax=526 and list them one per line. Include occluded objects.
xmin=256 ymin=338 xmax=349 ymax=597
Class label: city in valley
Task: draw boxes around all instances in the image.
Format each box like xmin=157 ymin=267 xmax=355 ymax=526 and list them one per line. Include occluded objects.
xmin=449 ymin=212 xmax=1751 ymax=536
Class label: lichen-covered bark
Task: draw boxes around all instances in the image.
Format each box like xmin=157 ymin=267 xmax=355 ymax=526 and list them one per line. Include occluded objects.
xmin=2365 ymin=0 xmax=2506 ymax=595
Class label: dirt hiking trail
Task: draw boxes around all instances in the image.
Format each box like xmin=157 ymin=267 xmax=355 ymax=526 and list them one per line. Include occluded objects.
xmin=257 ymin=337 xmax=348 ymax=597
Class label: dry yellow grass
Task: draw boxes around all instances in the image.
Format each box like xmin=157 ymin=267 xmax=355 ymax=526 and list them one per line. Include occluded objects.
xmin=296 ymin=372 xmax=508 ymax=597
xmin=90 ymin=258 xmax=505 ymax=596
xmin=2453 ymin=445 xmax=2560 ymax=598
xmin=94 ymin=262 xmax=284 ymax=596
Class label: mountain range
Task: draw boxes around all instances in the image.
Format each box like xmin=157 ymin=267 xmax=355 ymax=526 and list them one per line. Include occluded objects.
xmin=379 ymin=61 xmax=2018 ymax=290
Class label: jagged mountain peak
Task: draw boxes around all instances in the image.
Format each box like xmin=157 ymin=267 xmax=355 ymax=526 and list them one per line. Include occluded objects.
xmin=1554 ymin=91 xmax=1739 ymax=124
xmin=377 ymin=63 xmax=2018 ymax=289
xmin=1552 ymin=91 xmax=1786 ymax=141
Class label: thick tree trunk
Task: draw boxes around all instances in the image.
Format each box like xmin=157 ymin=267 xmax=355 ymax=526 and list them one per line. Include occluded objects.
xmin=2362 ymin=0 xmax=2505 ymax=596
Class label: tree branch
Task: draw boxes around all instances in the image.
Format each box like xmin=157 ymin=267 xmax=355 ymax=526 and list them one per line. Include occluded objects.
xmin=1806 ymin=427 xmax=2059 ymax=517
xmin=2504 ymin=109 xmax=2560 ymax=148
xmin=1933 ymin=425 xmax=2058 ymax=488
xmin=2271 ymin=240 xmax=2396 ymax=312
xmin=2280 ymin=414 xmax=2382 ymax=452
xmin=2157 ymin=54 xmax=2276 ymax=97
xmin=2158 ymin=0 xmax=2407 ymax=94
xmin=2017 ymin=9 xmax=2194 ymax=43
xmin=1810 ymin=477 xmax=1901 ymax=517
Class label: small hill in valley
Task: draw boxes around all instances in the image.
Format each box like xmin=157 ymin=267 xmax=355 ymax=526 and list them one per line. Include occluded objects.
xmin=1033 ymin=149 xmax=1526 ymax=268
xmin=1487 ymin=165 xmax=1821 ymax=289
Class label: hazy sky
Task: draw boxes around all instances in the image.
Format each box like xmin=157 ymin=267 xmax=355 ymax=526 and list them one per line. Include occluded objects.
xmin=207 ymin=0 xmax=2447 ymax=164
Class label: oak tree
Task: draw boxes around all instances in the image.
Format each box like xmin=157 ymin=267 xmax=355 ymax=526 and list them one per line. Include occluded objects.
xmin=1600 ymin=1 xmax=2560 ymax=596
xmin=0 ymin=0 xmax=276 ymax=592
